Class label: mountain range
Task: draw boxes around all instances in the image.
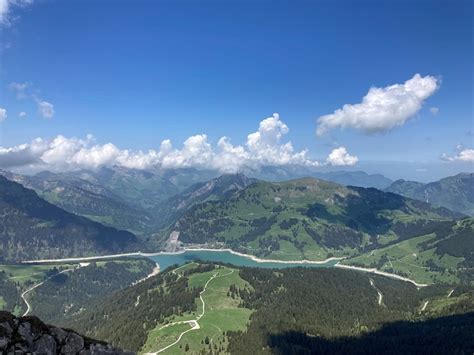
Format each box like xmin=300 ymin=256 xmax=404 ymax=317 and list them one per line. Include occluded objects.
xmin=0 ymin=167 xmax=395 ymax=235
xmin=169 ymin=177 xmax=461 ymax=260
xmin=385 ymin=173 xmax=474 ymax=216
xmin=0 ymin=167 xmax=472 ymax=277
xmin=0 ymin=167 xmax=473 ymax=354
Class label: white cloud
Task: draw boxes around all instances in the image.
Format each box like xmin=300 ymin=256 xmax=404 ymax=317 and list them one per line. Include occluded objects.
xmin=0 ymin=107 xmax=7 ymax=122
xmin=18 ymin=111 xmax=27 ymax=118
xmin=0 ymin=0 xmax=33 ymax=26
xmin=316 ymin=74 xmax=439 ymax=135
xmin=9 ymin=81 xmax=30 ymax=99
xmin=326 ymin=147 xmax=358 ymax=166
xmin=37 ymin=100 xmax=54 ymax=118
xmin=0 ymin=137 xmax=46 ymax=168
xmin=441 ymin=147 xmax=474 ymax=163
xmin=157 ymin=114 xmax=321 ymax=172
xmin=9 ymin=81 xmax=55 ymax=119
xmin=429 ymin=107 xmax=439 ymax=115
xmin=0 ymin=114 xmax=358 ymax=172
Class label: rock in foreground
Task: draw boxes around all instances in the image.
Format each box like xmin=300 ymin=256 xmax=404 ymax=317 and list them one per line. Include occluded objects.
xmin=0 ymin=311 xmax=133 ymax=355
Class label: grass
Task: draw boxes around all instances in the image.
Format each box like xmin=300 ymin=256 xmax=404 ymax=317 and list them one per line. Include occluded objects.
xmin=346 ymin=233 xmax=463 ymax=284
xmin=142 ymin=323 xmax=192 ymax=353
xmin=141 ymin=264 xmax=253 ymax=354
xmin=0 ymin=263 xmax=77 ymax=288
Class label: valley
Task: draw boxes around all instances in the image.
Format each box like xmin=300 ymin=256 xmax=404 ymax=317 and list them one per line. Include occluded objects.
xmin=1 ymin=3 xmax=472 ymax=353
xmin=0 ymin=169 xmax=473 ymax=354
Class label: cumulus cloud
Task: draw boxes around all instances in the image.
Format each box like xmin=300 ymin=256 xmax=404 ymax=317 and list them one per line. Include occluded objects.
xmin=0 ymin=107 xmax=6 ymax=122
xmin=326 ymin=147 xmax=358 ymax=166
xmin=0 ymin=0 xmax=33 ymax=26
xmin=441 ymin=147 xmax=474 ymax=163
xmin=0 ymin=114 xmax=358 ymax=172
xmin=18 ymin=111 xmax=27 ymax=118
xmin=36 ymin=100 xmax=54 ymax=118
xmin=0 ymin=138 xmax=46 ymax=168
xmin=157 ymin=113 xmax=322 ymax=172
xmin=316 ymin=74 xmax=439 ymax=135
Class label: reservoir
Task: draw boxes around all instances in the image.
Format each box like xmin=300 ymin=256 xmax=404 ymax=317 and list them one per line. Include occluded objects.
xmin=146 ymin=249 xmax=339 ymax=271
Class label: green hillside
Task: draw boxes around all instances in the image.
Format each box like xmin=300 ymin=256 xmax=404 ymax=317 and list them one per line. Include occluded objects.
xmin=0 ymin=170 xmax=156 ymax=235
xmin=385 ymin=173 xmax=474 ymax=216
xmin=156 ymin=173 xmax=257 ymax=228
xmin=0 ymin=167 xmax=220 ymax=235
xmin=0 ymin=176 xmax=144 ymax=262
xmin=62 ymin=262 xmax=474 ymax=354
xmin=171 ymin=178 xmax=460 ymax=261
xmin=0 ymin=258 xmax=154 ymax=318
xmin=27 ymin=258 xmax=155 ymax=324
xmin=346 ymin=218 xmax=474 ymax=285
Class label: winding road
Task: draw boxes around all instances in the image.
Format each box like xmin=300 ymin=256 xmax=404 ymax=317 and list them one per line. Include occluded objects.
xmin=21 ymin=264 xmax=87 ymax=316
xmin=335 ymin=263 xmax=428 ymax=287
xmin=145 ymin=269 xmax=234 ymax=354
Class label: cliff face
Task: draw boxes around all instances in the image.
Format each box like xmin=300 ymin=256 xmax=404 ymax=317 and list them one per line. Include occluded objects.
xmin=0 ymin=311 xmax=133 ymax=355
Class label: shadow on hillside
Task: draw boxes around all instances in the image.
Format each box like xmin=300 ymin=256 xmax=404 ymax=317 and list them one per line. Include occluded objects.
xmin=267 ymin=312 xmax=474 ymax=355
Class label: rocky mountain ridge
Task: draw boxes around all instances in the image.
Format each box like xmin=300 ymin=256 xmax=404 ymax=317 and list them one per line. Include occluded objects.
xmin=0 ymin=311 xmax=133 ymax=354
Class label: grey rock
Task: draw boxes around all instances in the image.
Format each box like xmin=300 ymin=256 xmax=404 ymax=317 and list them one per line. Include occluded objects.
xmin=17 ymin=321 xmax=34 ymax=345
xmin=61 ymin=332 xmax=84 ymax=354
xmin=0 ymin=321 xmax=13 ymax=337
xmin=0 ymin=336 xmax=9 ymax=350
xmin=33 ymin=334 xmax=57 ymax=354
xmin=0 ymin=311 xmax=133 ymax=355
xmin=50 ymin=325 xmax=68 ymax=343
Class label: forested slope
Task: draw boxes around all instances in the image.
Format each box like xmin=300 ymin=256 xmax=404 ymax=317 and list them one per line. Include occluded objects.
xmin=227 ymin=267 xmax=474 ymax=354
xmin=0 ymin=176 xmax=144 ymax=262
xmin=61 ymin=262 xmax=474 ymax=354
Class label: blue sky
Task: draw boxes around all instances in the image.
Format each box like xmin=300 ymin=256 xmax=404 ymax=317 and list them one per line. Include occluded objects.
xmin=0 ymin=0 xmax=472 ymax=180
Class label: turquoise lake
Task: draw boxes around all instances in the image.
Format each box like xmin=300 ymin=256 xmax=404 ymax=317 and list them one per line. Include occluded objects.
xmin=147 ymin=250 xmax=339 ymax=271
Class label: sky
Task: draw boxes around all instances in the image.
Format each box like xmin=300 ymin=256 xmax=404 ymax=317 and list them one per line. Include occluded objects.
xmin=0 ymin=0 xmax=472 ymax=181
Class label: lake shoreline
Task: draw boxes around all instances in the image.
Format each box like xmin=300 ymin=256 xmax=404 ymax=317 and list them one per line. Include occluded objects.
xmin=20 ymin=247 xmax=427 ymax=287
xmin=21 ymin=247 xmax=344 ymax=265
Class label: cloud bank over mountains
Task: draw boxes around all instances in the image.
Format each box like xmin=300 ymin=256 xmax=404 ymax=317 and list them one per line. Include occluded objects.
xmin=316 ymin=74 xmax=439 ymax=135
xmin=0 ymin=114 xmax=358 ymax=172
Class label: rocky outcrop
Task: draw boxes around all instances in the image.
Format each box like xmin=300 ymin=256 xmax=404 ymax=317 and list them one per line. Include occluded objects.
xmin=0 ymin=311 xmax=134 ymax=355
